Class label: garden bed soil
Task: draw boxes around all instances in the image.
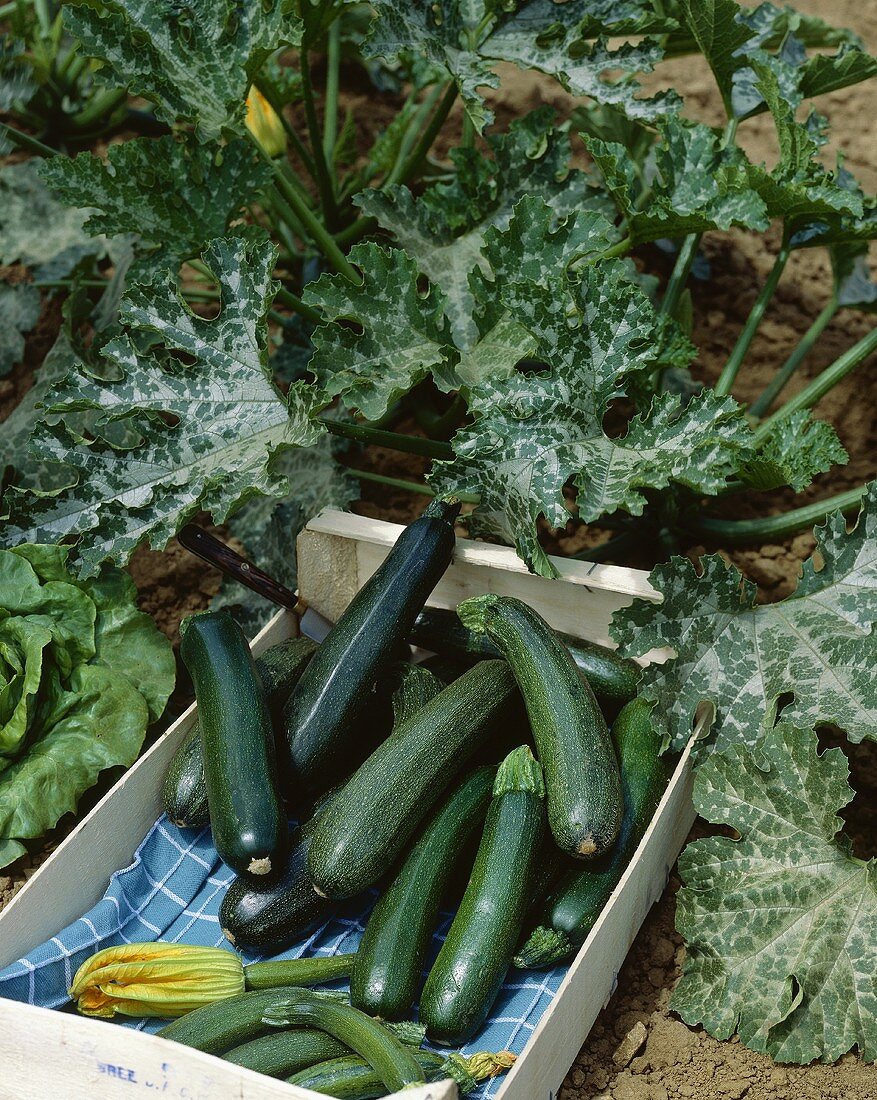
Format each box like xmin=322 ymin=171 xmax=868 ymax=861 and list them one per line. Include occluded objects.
xmin=1 ymin=0 xmax=876 ymax=1095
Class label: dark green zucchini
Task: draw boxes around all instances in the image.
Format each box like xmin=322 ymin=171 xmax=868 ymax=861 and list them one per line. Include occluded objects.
xmin=287 ymin=1050 xmax=482 ymax=1098
xmin=260 ymin=991 xmax=425 ymax=1092
xmin=179 ymin=612 xmax=285 ymax=878
xmin=222 ymin=1020 xmax=424 ymax=1078
xmin=515 ymin=698 xmax=670 ymax=968
xmin=420 ymin=746 xmax=546 ymax=1046
xmin=157 ymin=987 xmax=344 ymax=1054
xmin=163 ymin=636 xmax=318 ymax=829
xmin=220 ymin=669 xmax=443 ymax=952
xmin=458 ymin=595 xmax=622 ymax=859
xmin=307 ymin=660 xmax=520 ymax=900
xmin=283 ymin=497 xmax=461 ymax=789
xmin=411 ymin=606 xmax=639 ymax=708
xmin=350 ymin=766 xmax=496 ymax=1019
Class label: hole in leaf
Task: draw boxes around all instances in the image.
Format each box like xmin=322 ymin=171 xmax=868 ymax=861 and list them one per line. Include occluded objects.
xmin=819 ymin=726 xmax=877 ymax=861
xmin=167 ymin=348 xmax=197 ymax=368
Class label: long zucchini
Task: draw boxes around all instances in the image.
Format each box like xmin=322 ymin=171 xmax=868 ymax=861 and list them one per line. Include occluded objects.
xmin=307 ymin=660 xmax=520 ymax=900
xmin=163 ymin=636 xmax=318 ymax=829
xmin=350 ymin=766 xmax=496 ymax=1019
xmin=515 ymin=698 xmax=670 ymax=968
xmin=222 ymin=1020 xmax=424 ymax=1078
xmin=284 ymin=497 xmax=460 ymax=789
xmin=458 ymin=595 xmax=622 ymax=859
xmin=286 ymin=1050 xmax=485 ymax=1098
xmin=420 ymin=746 xmax=546 ymax=1046
xmin=179 ymin=612 xmax=285 ymax=877
xmin=411 ymin=606 xmax=639 ymax=708
xmin=260 ymin=992 xmax=425 ymax=1092
xmin=244 ymin=955 xmax=354 ymax=990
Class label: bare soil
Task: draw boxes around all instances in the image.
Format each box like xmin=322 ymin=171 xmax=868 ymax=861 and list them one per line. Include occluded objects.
xmin=1 ymin=0 xmax=876 ymax=1094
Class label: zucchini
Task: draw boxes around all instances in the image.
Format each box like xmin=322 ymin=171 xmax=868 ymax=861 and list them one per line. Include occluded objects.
xmin=179 ymin=612 xmax=286 ymax=877
xmin=458 ymin=595 xmax=622 ymax=859
xmin=514 ymin=698 xmax=670 ymax=968
xmin=220 ymin=669 xmax=443 ymax=952
xmin=350 ymin=765 xmax=496 ymax=1019
xmin=307 ymin=660 xmax=520 ymax=900
xmin=287 ymin=1050 xmax=480 ymax=1098
xmin=223 ymin=1020 xmax=424 ymax=1078
xmin=260 ymin=991 xmax=425 ymax=1092
xmin=283 ymin=497 xmax=461 ymax=789
xmin=244 ymin=955 xmax=354 ymax=990
xmin=411 ymin=606 xmax=639 ymax=708
xmin=157 ymin=987 xmax=344 ymax=1054
xmin=163 ymin=636 xmax=318 ymax=829
xmin=420 ymin=746 xmax=546 ymax=1046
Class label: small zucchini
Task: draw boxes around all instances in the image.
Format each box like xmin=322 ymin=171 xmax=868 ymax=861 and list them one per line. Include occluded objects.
xmin=260 ymin=991 xmax=425 ymax=1093
xmin=411 ymin=606 xmax=639 ymax=708
xmin=243 ymin=954 xmax=354 ymax=990
xmin=179 ymin=612 xmax=285 ymax=878
xmin=350 ymin=765 xmax=496 ymax=1019
xmin=284 ymin=497 xmax=461 ymax=789
xmin=222 ymin=1020 xmax=424 ymax=1079
xmin=458 ymin=594 xmax=622 ymax=859
xmin=287 ymin=1049 xmax=484 ymax=1098
xmin=515 ymin=698 xmax=670 ymax=968
xmin=307 ymin=660 xmax=520 ymax=900
xmin=420 ymin=746 xmax=546 ymax=1046
xmin=163 ymin=636 xmax=318 ymax=829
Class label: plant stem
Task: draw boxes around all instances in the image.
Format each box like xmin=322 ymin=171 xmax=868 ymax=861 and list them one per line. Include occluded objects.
xmin=274 ymin=284 xmax=322 ymax=326
xmin=68 ymin=85 xmax=128 ymax=131
xmin=392 ymin=81 xmax=458 ymax=187
xmin=247 ymin=131 xmax=358 ymax=282
xmin=749 ymin=298 xmax=838 ymax=417
xmin=754 ymin=323 xmax=877 ymax=444
xmin=349 ymin=468 xmax=480 ymax=503
xmin=322 ymin=19 xmax=341 ymax=162
xmin=322 ymin=418 xmax=454 ymax=460
xmin=601 ymin=236 xmax=634 ymax=261
xmin=660 ymin=233 xmax=700 ymax=317
xmin=299 ymin=46 xmax=338 ymax=227
xmin=335 ymin=215 xmax=377 ymax=248
xmin=714 ymin=238 xmax=791 ymax=397
xmin=255 ymin=79 xmax=317 ymax=181
xmin=686 ymin=484 xmax=868 ymax=544
xmin=0 ymin=122 xmax=59 ymax=157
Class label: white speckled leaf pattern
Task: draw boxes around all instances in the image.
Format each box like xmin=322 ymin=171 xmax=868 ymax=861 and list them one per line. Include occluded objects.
xmin=3 ymin=235 xmax=323 ymax=575
xmin=39 ymin=137 xmax=270 ymax=277
xmin=303 ymin=242 xmax=453 ymax=421
xmin=65 ymin=0 xmax=301 ymax=140
xmin=0 ymin=283 xmax=40 ymax=376
xmin=739 ymin=411 xmax=848 ymax=491
xmin=611 ymin=483 xmax=877 ymax=752
xmin=673 ymin=723 xmax=877 ymax=1062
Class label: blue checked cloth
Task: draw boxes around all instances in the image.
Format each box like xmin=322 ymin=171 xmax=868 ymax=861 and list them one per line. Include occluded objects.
xmin=0 ymin=815 xmax=567 ymax=1098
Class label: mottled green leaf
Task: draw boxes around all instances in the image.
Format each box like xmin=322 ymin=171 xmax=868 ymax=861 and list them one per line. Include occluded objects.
xmin=303 ymin=242 xmax=453 ymax=420
xmin=39 ymin=136 xmax=269 ymax=279
xmin=0 ymin=160 xmax=108 ymax=279
xmin=3 ymin=234 xmax=324 ymax=575
xmin=677 ymin=0 xmax=753 ymax=113
xmin=586 ymin=117 xmax=770 ymax=244
xmin=832 ymin=242 xmax=877 ymax=311
xmin=0 ymin=283 xmax=40 ymax=377
xmin=65 ymin=0 xmax=301 ymax=140
xmin=611 ymin=483 xmax=877 ymax=752
xmin=673 ymin=723 xmax=877 ymax=1062
xmin=739 ymin=412 xmax=848 ymax=492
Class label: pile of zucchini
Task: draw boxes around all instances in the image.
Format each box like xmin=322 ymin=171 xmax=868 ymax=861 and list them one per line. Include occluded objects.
xmin=163 ymin=497 xmax=670 ymax=1092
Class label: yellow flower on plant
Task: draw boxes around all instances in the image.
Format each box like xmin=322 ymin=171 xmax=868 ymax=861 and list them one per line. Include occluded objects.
xmin=245 ymin=86 xmax=287 ymax=158
xmin=69 ymin=942 xmax=245 ymax=1019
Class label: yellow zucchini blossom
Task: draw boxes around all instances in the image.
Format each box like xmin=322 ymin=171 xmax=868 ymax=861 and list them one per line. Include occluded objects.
xmin=245 ymin=86 xmax=286 ymax=158
xmin=69 ymin=942 xmax=245 ymax=1019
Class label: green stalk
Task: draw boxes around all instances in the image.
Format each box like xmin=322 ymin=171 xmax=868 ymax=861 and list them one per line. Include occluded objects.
xmin=274 ymin=284 xmax=322 ymax=326
xmin=754 ymin=323 xmax=877 ymax=444
xmin=264 ymin=185 xmax=309 ymax=244
xmin=660 ymin=232 xmax=700 ymax=317
xmin=686 ymin=484 xmax=868 ymax=544
xmin=246 ymin=131 xmax=358 ymax=282
xmin=68 ymin=86 xmax=129 ymax=131
xmin=0 ymin=122 xmax=59 ymax=157
xmin=299 ymin=48 xmax=338 ymax=227
xmin=322 ymin=20 xmax=341 ymax=162
xmin=749 ymin=298 xmax=839 ymax=417
xmin=349 ymin=468 xmax=479 ymax=503
xmin=384 ymin=83 xmax=442 ymax=188
xmin=254 ymin=79 xmax=318 ymax=181
xmin=392 ymin=82 xmax=458 ymax=187
xmin=335 ymin=215 xmax=377 ymax=248
xmin=714 ymin=238 xmax=791 ymax=397
xmin=321 ymin=418 xmax=454 ymax=460
xmin=601 ymin=237 xmax=634 ymax=261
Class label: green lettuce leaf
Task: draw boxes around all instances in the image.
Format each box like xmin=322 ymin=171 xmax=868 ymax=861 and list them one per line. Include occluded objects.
xmin=611 ymin=483 xmax=877 ymax=753
xmin=673 ymin=723 xmax=877 ymax=1062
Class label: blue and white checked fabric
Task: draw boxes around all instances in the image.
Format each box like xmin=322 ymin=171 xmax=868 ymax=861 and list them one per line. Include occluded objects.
xmin=0 ymin=815 xmax=567 ymax=1099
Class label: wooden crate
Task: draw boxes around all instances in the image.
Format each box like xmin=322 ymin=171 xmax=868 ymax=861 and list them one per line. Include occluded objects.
xmin=0 ymin=512 xmax=697 ymax=1100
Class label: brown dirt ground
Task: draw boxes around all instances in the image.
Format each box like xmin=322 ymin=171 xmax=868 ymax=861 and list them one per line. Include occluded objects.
xmin=1 ymin=1 xmax=876 ymax=1095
